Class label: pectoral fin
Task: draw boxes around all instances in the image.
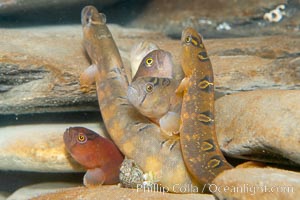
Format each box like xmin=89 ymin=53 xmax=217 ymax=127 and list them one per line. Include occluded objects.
xmin=83 ymin=168 xmax=106 ymax=186
xmin=80 ymin=64 xmax=97 ymax=92
xmin=175 ymin=77 xmax=189 ymax=96
xmin=159 ymin=111 xmax=180 ymax=136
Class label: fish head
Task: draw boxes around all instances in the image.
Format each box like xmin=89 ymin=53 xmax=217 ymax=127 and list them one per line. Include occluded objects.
xmin=127 ymin=77 xmax=174 ymax=120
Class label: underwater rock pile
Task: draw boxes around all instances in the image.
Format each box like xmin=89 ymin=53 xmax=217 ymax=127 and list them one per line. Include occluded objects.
xmin=0 ymin=1 xmax=299 ymax=199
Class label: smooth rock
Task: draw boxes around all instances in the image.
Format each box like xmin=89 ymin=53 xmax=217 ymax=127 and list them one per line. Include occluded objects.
xmin=0 ymin=123 xmax=106 ymax=172
xmin=0 ymin=25 xmax=299 ymax=115
xmin=212 ymin=167 xmax=300 ymax=200
xmin=216 ymin=90 xmax=300 ymax=165
xmin=7 ymin=182 xmax=79 ymax=200
xmin=0 ymin=0 xmax=121 ymax=14
xmin=0 ymin=192 xmax=9 ymax=200
xmin=0 ymin=25 xmax=167 ymax=114
xmin=32 ymin=185 xmax=215 ymax=200
xmin=128 ymin=0 xmax=299 ymax=38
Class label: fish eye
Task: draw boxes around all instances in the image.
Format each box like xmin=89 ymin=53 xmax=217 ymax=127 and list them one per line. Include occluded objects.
xmin=77 ymin=133 xmax=87 ymax=143
xmin=185 ymin=36 xmax=192 ymax=43
xmin=145 ymin=57 xmax=153 ymax=67
xmin=145 ymin=83 xmax=154 ymax=93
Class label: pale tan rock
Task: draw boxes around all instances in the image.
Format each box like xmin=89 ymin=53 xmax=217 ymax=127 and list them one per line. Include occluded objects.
xmin=0 ymin=192 xmax=9 ymax=200
xmin=7 ymin=182 xmax=79 ymax=200
xmin=212 ymin=167 xmax=300 ymax=200
xmin=32 ymin=185 xmax=215 ymax=200
xmin=0 ymin=123 xmax=106 ymax=172
xmin=0 ymin=25 xmax=166 ymax=114
xmin=0 ymin=25 xmax=299 ymax=115
xmin=215 ymin=90 xmax=300 ymax=165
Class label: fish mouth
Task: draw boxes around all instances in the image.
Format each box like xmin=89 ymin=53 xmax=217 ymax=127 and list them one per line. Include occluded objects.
xmin=63 ymin=127 xmax=75 ymax=151
xmin=127 ymin=86 xmax=137 ymax=101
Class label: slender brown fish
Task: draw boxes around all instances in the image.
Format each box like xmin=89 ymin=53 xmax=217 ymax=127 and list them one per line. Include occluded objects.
xmin=63 ymin=127 xmax=124 ymax=186
xmin=80 ymin=6 xmax=195 ymax=191
xmin=178 ymin=27 xmax=233 ymax=184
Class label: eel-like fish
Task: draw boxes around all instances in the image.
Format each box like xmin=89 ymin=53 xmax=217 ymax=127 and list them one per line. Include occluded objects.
xmin=63 ymin=127 xmax=124 ymax=186
xmin=177 ymin=27 xmax=233 ymax=184
xmin=80 ymin=6 xmax=195 ymax=192
xmin=128 ymin=49 xmax=181 ymax=136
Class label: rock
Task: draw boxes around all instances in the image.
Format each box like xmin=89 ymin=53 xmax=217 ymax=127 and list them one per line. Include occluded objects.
xmin=128 ymin=0 xmax=299 ymax=38
xmin=0 ymin=123 xmax=106 ymax=172
xmin=0 ymin=25 xmax=299 ymax=115
xmin=215 ymin=90 xmax=300 ymax=165
xmin=0 ymin=25 xmax=167 ymax=114
xmin=7 ymin=182 xmax=79 ymax=200
xmin=1 ymin=1 xmax=299 ymax=39
xmin=0 ymin=192 xmax=9 ymax=200
xmin=32 ymin=185 xmax=215 ymax=200
xmin=212 ymin=167 xmax=300 ymax=200
xmin=119 ymin=159 xmax=144 ymax=189
xmin=0 ymin=0 xmax=121 ymax=15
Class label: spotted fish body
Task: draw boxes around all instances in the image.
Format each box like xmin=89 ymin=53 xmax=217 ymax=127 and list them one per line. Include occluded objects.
xmin=80 ymin=6 xmax=195 ymax=191
xmin=179 ymin=27 xmax=232 ymax=183
xmin=63 ymin=127 xmax=124 ymax=185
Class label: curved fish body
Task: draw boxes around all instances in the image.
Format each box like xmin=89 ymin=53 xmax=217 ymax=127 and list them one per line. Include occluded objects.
xmin=178 ymin=27 xmax=232 ymax=184
xmin=63 ymin=127 xmax=124 ymax=185
xmin=80 ymin=6 xmax=195 ymax=191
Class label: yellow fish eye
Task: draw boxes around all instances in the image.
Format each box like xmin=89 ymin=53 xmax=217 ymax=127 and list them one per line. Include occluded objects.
xmin=145 ymin=83 xmax=154 ymax=93
xmin=77 ymin=133 xmax=87 ymax=143
xmin=145 ymin=57 xmax=153 ymax=67
xmin=185 ymin=36 xmax=192 ymax=43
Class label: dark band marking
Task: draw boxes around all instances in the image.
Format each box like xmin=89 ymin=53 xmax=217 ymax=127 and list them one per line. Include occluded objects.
xmin=207 ymin=156 xmax=223 ymax=169
xmin=197 ymin=76 xmax=214 ymax=93
xmin=198 ymin=114 xmax=213 ymax=122
xmin=198 ymin=80 xmax=213 ymax=89
xmin=183 ymin=35 xmax=203 ymax=48
xmin=197 ymin=112 xmax=214 ymax=125
xmin=201 ymin=139 xmax=215 ymax=152
xmin=169 ymin=141 xmax=177 ymax=151
xmin=120 ymin=103 xmax=130 ymax=106
xmin=137 ymin=124 xmax=151 ymax=132
xmin=117 ymin=96 xmax=127 ymax=100
xmin=160 ymin=140 xmax=167 ymax=148
xmin=108 ymin=76 xmax=120 ymax=80
xmin=198 ymin=51 xmax=209 ymax=61
xmin=196 ymin=111 xmax=214 ymax=125
xmin=139 ymin=93 xmax=148 ymax=106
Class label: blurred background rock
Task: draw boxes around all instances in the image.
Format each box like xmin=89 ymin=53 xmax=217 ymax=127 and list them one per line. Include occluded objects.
xmin=0 ymin=0 xmax=299 ymax=38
